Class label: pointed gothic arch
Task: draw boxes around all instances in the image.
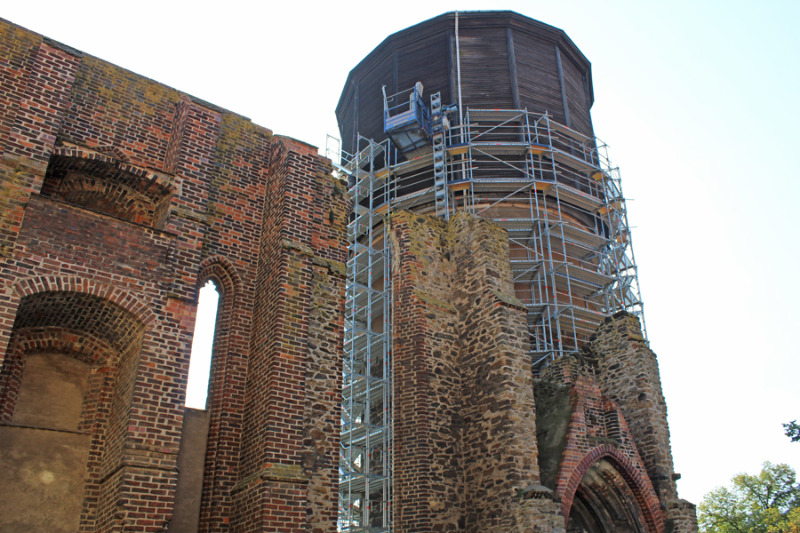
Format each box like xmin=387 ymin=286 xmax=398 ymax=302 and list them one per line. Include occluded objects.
xmin=561 ymin=445 xmax=663 ymax=533
xmin=194 ymin=256 xmax=241 ymax=408
xmin=188 ymin=256 xmax=245 ymax=532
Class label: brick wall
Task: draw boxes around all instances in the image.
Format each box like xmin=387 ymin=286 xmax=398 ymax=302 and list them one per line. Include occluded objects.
xmin=232 ymin=136 xmax=347 ymax=532
xmin=0 ymin=18 xmax=346 ymax=532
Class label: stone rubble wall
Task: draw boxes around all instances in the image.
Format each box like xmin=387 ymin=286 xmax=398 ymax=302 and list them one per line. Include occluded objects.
xmin=390 ymin=211 xmax=562 ymax=532
xmin=390 ymin=212 xmax=463 ymax=532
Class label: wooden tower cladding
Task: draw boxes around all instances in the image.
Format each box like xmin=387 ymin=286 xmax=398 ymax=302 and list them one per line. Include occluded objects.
xmin=336 ymin=11 xmax=595 ymax=156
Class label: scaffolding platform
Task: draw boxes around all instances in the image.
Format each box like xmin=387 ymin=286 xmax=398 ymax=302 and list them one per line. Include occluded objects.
xmin=545 ymin=182 xmax=605 ymax=213
xmin=384 ymin=85 xmax=432 ymax=153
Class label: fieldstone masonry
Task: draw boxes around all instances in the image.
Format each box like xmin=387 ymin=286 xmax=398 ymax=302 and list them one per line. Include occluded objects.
xmin=391 ymin=211 xmax=562 ymax=532
xmin=388 ymin=210 xmax=697 ymax=532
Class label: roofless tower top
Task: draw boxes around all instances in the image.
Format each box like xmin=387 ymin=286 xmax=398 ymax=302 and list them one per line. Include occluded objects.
xmin=336 ymin=10 xmax=595 ymax=155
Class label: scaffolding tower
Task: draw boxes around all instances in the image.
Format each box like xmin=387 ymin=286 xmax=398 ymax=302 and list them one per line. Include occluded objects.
xmin=332 ymin=93 xmax=646 ymax=532
xmin=336 ymin=135 xmax=394 ymax=532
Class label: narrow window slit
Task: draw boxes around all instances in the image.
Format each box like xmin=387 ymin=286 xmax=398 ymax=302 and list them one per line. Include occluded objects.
xmin=186 ymin=280 xmax=219 ymax=409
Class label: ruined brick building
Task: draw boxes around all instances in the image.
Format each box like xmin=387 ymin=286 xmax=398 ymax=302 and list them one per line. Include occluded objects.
xmin=0 ymin=11 xmax=698 ymax=533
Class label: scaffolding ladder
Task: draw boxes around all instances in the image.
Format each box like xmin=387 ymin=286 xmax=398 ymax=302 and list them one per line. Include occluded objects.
xmin=430 ymin=92 xmax=448 ymax=218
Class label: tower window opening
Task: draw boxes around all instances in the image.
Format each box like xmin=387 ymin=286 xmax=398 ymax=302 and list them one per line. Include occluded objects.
xmin=186 ymin=280 xmax=219 ymax=409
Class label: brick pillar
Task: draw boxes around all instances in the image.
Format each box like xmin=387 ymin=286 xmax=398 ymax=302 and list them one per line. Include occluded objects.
xmin=0 ymin=34 xmax=80 ymax=359
xmin=233 ymin=137 xmax=347 ymax=532
xmin=170 ymin=99 xmax=242 ymax=533
xmin=95 ymin=312 xmax=191 ymax=532
xmin=390 ymin=212 xmax=461 ymax=532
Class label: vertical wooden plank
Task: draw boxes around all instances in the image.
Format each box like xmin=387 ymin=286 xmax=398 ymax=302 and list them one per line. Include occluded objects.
xmin=555 ymin=45 xmax=571 ymax=128
xmin=507 ymin=28 xmax=521 ymax=110
xmin=393 ymin=49 xmax=398 ymax=96
xmin=448 ymin=28 xmax=456 ymax=109
xmin=352 ymin=81 xmax=359 ymax=153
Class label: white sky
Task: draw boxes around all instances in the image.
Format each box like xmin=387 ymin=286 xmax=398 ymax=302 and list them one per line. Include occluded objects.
xmin=185 ymin=281 xmax=218 ymax=409
xmin=5 ymin=0 xmax=798 ymax=507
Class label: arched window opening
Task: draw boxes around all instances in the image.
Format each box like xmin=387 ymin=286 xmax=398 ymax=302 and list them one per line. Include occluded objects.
xmin=186 ymin=280 xmax=220 ymax=409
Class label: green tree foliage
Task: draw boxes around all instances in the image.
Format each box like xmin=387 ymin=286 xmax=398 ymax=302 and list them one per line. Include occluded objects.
xmin=785 ymin=421 xmax=800 ymax=443
xmin=698 ymin=462 xmax=800 ymax=532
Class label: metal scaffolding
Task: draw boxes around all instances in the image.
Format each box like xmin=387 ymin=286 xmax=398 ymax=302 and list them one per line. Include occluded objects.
xmin=335 ymin=135 xmax=394 ymax=532
xmin=331 ymin=99 xmax=646 ymax=532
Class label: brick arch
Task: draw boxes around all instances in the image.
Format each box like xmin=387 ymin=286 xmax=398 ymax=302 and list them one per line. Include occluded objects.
xmin=12 ymin=276 xmax=156 ymax=326
xmin=56 ymin=175 xmax=154 ymax=226
xmin=193 ymin=256 xmax=245 ymax=532
xmin=1 ymin=282 xmax=150 ymax=426
xmin=9 ymin=326 xmax=117 ymax=367
xmin=561 ymin=444 xmax=663 ymax=533
xmin=48 ymin=145 xmax=174 ymax=193
xmin=0 ymin=327 xmax=117 ymax=422
xmin=43 ymin=145 xmax=175 ymax=228
xmin=0 ymin=286 xmax=143 ymax=531
xmin=192 ymin=256 xmax=240 ymax=397
xmin=52 ymin=144 xmax=129 ymax=164
xmin=197 ymin=255 xmax=242 ymax=302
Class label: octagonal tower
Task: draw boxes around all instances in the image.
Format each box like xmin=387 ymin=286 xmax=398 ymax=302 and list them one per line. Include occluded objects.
xmin=337 ymin=11 xmax=595 ymax=154
xmin=334 ymin=11 xmax=666 ymax=533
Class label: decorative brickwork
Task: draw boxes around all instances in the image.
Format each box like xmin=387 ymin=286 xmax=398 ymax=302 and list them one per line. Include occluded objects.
xmin=0 ymin=19 xmax=346 ymax=532
xmin=555 ymin=380 xmax=662 ymax=532
xmin=536 ymin=354 xmax=663 ymax=532
xmin=585 ymin=312 xmax=698 ymax=531
xmin=530 ymin=312 xmax=700 ymax=533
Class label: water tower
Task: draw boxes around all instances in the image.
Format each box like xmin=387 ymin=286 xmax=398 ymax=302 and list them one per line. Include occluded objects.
xmin=335 ymin=11 xmax=649 ymax=531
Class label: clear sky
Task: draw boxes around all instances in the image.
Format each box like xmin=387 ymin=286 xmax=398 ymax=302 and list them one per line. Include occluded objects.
xmin=4 ymin=0 xmax=798 ymax=507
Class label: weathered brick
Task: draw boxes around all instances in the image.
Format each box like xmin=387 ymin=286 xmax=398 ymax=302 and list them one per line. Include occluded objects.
xmin=0 ymin=18 xmax=346 ymax=533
